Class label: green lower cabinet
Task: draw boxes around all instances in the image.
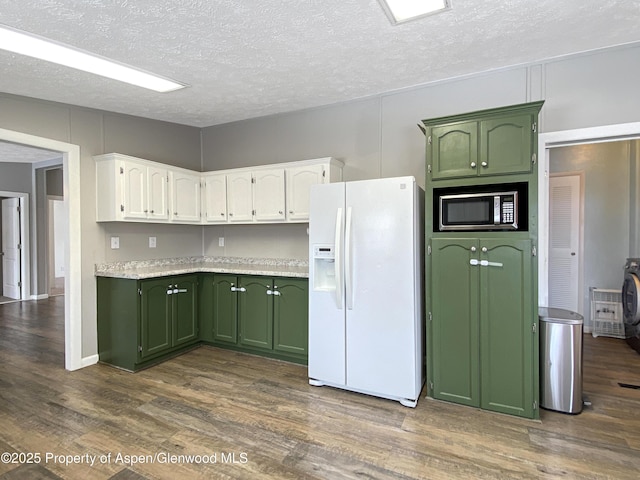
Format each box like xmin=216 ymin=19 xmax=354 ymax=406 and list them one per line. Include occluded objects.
xmin=431 ymin=238 xmax=480 ymax=407
xmin=238 ymin=277 xmax=273 ymax=350
xmin=200 ymin=274 xmax=308 ymax=364
xmin=97 ymin=274 xmax=199 ymax=371
xmin=430 ymin=237 xmax=537 ymax=418
xmin=273 ymin=278 xmax=309 ymax=357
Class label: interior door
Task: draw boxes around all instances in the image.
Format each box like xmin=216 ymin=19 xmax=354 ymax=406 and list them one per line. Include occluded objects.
xmin=549 ymin=174 xmax=581 ymax=312
xmin=2 ymin=197 xmax=21 ymax=299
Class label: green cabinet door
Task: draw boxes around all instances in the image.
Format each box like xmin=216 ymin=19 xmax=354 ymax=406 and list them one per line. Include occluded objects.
xmin=212 ymin=275 xmax=239 ymax=344
xmin=480 ymin=114 xmax=533 ymax=176
xmin=238 ymin=276 xmax=273 ymax=350
xmin=479 ymin=239 xmax=534 ymax=417
xmin=140 ymin=278 xmax=172 ymax=359
xmin=173 ymin=275 xmax=199 ymax=347
xmin=273 ymin=278 xmax=308 ymax=356
xmin=431 ymin=238 xmax=480 ymax=407
xmin=430 ymin=121 xmax=478 ymax=180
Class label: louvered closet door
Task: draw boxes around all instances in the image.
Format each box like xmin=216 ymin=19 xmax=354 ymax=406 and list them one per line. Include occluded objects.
xmin=549 ymin=174 xmax=581 ymax=312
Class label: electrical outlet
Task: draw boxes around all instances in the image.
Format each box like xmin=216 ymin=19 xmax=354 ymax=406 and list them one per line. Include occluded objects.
xmin=149 ymin=236 xmax=157 ymax=248
xmin=110 ymin=236 xmax=120 ymax=249
xmin=218 ymin=237 xmax=225 ymax=247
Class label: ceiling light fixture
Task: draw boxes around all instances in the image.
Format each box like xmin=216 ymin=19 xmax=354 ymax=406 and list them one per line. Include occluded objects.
xmin=378 ymin=0 xmax=451 ymax=25
xmin=0 ymin=24 xmax=188 ymax=93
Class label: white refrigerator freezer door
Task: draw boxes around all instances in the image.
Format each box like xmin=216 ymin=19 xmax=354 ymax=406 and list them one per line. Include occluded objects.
xmin=345 ymin=177 xmax=419 ymax=399
xmin=308 ymin=182 xmax=347 ymax=386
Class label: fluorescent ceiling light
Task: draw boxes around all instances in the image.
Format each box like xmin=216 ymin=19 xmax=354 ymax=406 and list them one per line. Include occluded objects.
xmin=0 ymin=24 xmax=187 ymax=93
xmin=378 ymin=0 xmax=450 ymax=25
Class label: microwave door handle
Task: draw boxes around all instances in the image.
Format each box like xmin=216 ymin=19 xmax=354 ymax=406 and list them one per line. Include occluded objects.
xmin=494 ymin=195 xmax=501 ymax=225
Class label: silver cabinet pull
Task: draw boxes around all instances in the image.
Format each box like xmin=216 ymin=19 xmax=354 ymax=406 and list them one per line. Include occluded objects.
xmin=482 ymin=246 xmax=488 ymax=253
xmin=470 ymin=162 xmax=477 ymax=168
xmin=481 ymin=161 xmax=488 ymax=167
xmin=470 ymin=246 xmax=477 ymax=252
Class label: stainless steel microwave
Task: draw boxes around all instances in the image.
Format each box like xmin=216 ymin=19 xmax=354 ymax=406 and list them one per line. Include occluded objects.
xmin=438 ymin=190 xmax=519 ymax=231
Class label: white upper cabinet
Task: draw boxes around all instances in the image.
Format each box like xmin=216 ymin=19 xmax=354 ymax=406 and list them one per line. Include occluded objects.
xmin=95 ymin=154 xmax=343 ymax=225
xmin=95 ymin=153 xmax=169 ymax=222
xmin=147 ymin=165 xmax=170 ymax=221
xmin=170 ymin=170 xmax=201 ymax=223
xmin=285 ymin=164 xmax=325 ymax=222
xmin=253 ymin=168 xmax=285 ymax=222
xmin=202 ymin=173 xmax=227 ymax=223
xmin=226 ymin=171 xmax=253 ymax=222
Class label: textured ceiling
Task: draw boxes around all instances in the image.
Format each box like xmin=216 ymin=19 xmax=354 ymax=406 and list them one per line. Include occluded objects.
xmin=0 ymin=0 xmax=639 ymax=128
xmin=0 ymin=141 xmax=62 ymax=163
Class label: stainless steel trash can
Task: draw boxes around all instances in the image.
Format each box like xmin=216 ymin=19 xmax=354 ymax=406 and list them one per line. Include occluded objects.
xmin=539 ymin=307 xmax=584 ymax=414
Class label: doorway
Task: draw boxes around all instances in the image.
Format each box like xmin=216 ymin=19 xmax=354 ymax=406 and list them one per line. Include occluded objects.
xmin=0 ymin=127 xmax=82 ymax=371
xmin=0 ymin=192 xmax=30 ymax=304
xmin=48 ymin=195 xmax=66 ymax=296
xmin=540 ymin=124 xmax=640 ymax=331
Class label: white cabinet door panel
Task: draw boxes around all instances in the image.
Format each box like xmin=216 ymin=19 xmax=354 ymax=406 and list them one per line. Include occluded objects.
xmin=171 ymin=171 xmax=201 ymax=223
xmin=286 ymin=164 xmax=324 ymax=221
xmin=253 ymin=169 xmax=285 ymax=222
xmin=203 ymin=173 xmax=228 ymax=223
xmin=147 ymin=166 xmax=169 ymax=221
xmin=227 ymin=172 xmax=253 ymax=222
xmin=122 ymin=161 xmax=147 ymax=220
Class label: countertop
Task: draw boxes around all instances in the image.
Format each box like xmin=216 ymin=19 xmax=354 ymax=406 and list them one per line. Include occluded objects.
xmin=95 ymin=256 xmax=309 ymax=279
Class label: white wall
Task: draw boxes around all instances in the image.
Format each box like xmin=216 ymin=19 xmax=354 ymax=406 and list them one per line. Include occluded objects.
xmin=201 ymin=43 xmax=640 ymax=259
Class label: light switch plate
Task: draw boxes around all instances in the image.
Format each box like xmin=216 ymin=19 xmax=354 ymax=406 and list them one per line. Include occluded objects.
xmin=110 ymin=236 xmax=120 ymax=249
xmin=218 ymin=237 xmax=225 ymax=247
xmin=149 ymin=236 xmax=157 ymax=248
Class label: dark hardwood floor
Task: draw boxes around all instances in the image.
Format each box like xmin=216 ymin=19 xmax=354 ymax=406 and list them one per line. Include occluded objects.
xmin=1 ymin=296 xmax=639 ymax=479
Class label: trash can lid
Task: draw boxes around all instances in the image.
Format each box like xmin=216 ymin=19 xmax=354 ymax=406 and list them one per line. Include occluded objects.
xmin=538 ymin=306 xmax=584 ymax=324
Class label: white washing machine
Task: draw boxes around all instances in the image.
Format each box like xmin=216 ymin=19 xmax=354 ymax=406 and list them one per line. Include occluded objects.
xmin=622 ymin=258 xmax=640 ymax=353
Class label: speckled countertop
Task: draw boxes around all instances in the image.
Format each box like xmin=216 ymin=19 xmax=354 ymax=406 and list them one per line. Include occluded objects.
xmin=95 ymin=256 xmax=309 ymax=279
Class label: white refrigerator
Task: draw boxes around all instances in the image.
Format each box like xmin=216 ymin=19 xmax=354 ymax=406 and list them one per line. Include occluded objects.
xmin=308 ymin=176 xmax=424 ymax=407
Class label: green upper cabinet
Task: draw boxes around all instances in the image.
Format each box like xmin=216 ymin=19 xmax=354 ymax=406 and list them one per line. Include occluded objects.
xmin=430 ymin=121 xmax=479 ymax=180
xmin=480 ymin=114 xmax=534 ymax=176
xmin=425 ymin=101 xmax=543 ymax=181
xmin=273 ymin=278 xmax=309 ymax=356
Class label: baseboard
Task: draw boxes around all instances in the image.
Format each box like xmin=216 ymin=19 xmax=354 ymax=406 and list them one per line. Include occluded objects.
xmin=30 ymin=293 xmax=49 ymax=300
xmin=81 ymin=354 xmax=99 ymax=368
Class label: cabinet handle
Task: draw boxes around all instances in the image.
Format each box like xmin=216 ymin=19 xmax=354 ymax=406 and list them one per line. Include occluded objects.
xmin=220 ymin=212 xmax=225 ymax=216
xmin=470 ymin=162 xmax=477 ymax=168
xmin=289 ymin=210 xmax=293 ymax=214
xmin=266 ymin=290 xmax=281 ymax=296
xmin=279 ymin=211 xmax=283 ymax=215
xmin=481 ymin=161 xmax=488 ymax=168
xmin=150 ymin=209 xmax=154 ymax=214
xmin=144 ymin=209 xmax=148 ymax=213
xmin=229 ymin=213 xmax=234 ymax=217
xmin=232 ymin=286 xmax=246 ymax=293
xmin=470 ymin=246 xmax=477 ymax=252
xmin=482 ymin=246 xmax=488 ymax=253
xmin=174 ymin=288 xmax=188 ymax=294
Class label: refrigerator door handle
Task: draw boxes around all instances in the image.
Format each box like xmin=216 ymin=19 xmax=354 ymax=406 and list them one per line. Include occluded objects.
xmin=345 ymin=206 xmax=353 ymax=310
xmin=334 ymin=207 xmax=343 ymax=309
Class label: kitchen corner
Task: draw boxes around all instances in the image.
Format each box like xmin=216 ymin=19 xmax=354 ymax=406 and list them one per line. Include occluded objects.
xmin=95 ymin=256 xmax=309 ymax=373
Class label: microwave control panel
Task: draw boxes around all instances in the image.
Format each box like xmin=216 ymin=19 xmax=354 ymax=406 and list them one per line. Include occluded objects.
xmin=500 ymin=196 xmax=515 ymax=224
